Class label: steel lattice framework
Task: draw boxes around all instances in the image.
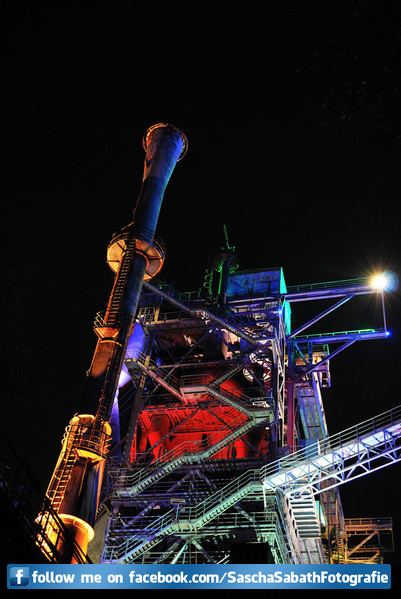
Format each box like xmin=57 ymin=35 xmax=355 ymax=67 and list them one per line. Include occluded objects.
xmin=262 ymin=404 xmax=401 ymax=497
xmin=88 ymin=272 xmax=400 ymax=566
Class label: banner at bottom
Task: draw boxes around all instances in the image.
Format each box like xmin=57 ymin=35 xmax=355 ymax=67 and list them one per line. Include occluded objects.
xmin=7 ymin=563 xmax=391 ymax=590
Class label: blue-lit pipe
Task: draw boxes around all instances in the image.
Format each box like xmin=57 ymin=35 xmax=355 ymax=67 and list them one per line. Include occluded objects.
xmin=85 ymin=123 xmax=187 ymax=420
xmin=134 ymin=123 xmax=187 ymax=237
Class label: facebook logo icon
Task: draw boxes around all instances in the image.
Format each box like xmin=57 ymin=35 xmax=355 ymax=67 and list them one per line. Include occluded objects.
xmin=9 ymin=567 xmax=30 ymax=587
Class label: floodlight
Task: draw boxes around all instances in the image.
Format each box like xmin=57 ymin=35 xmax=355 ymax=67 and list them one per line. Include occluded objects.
xmin=371 ymin=271 xmax=398 ymax=292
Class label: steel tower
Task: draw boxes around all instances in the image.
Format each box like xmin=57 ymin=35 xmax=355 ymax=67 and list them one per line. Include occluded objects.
xmin=36 ymin=125 xmax=401 ymax=565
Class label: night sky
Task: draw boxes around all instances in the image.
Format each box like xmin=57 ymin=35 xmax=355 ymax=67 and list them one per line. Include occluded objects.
xmin=1 ymin=1 xmax=401 ymax=567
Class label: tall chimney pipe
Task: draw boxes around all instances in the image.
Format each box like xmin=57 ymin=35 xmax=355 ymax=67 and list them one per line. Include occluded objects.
xmin=86 ymin=123 xmax=187 ymax=420
xmin=37 ymin=124 xmax=187 ymax=563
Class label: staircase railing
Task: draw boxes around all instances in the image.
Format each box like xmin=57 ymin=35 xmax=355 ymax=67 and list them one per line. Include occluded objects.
xmin=102 ymin=404 xmax=401 ymax=563
xmin=102 ymin=468 xmax=262 ymax=563
xmin=111 ymin=413 xmax=261 ymax=498
xmin=0 ymin=440 xmax=91 ymax=564
xmin=142 ymin=279 xmax=278 ymax=346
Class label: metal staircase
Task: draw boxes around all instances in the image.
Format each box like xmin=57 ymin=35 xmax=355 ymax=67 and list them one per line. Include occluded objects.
xmin=95 ymin=270 xmax=398 ymax=566
xmin=142 ymin=279 xmax=276 ymax=346
xmin=125 ymin=347 xmax=274 ymax=419
xmin=102 ymin=404 xmax=401 ymax=564
xmin=112 ymin=414 xmax=265 ymax=499
xmin=102 ymin=469 xmax=263 ymax=563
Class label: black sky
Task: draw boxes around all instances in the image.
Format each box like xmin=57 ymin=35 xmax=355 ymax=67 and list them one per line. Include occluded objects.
xmin=1 ymin=0 xmax=401 ymax=567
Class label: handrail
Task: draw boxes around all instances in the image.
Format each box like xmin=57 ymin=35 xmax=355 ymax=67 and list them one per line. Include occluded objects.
xmin=125 ymin=352 xmax=274 ymax=416
xmin=103 ymin=468 xmax=262 ymax=562
xmin=260 ymin=404 xmax=401 ymax=483
xmin=291 ymin=328 xmax=377 ymax=340
xmin=103 ymin=405 xmax=401 ymax=562
xmin=181 ymin=373 xmax=274 ymax=410
xmin=286 ymin=277 xmax=368 ymax=293
xmin=142 ymin=279 xmax=279 ymax=345
xmin=112 ymin=412 xmax=252 ymax=490
xmin=345 ymin=517 xmax=393 ymax=528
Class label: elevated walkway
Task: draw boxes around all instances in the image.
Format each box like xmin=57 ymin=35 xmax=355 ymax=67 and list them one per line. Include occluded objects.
xmin=125 ymin=351 xmax=274 ymax=420
xmin=142 ymin=279 xmax=278 ymax=346
xmin=261 ymin=404 xmax=401 ymax=497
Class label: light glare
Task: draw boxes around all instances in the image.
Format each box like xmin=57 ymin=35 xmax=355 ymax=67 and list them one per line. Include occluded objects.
xmin=371 ymin=271 xmax=398 ymax=292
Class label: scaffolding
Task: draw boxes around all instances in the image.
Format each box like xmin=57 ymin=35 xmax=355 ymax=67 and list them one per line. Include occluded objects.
xmin=88 ymin=271 xmax=400 ymax=565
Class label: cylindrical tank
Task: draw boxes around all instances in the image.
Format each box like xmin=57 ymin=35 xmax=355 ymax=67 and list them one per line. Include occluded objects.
xmin=41 ymin=414 xmax=111 ymax=562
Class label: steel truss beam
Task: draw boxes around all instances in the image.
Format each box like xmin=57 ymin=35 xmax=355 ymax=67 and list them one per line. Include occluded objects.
xmin=286 ymin=281 xmax=388 ymax=385
xmin=261 ymin=405 xmax=401 ymax=498
xmin=288 ymin=294 xmax=355 ymax=339
xmin=284 ymin=279 xmax=380 ymax=302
